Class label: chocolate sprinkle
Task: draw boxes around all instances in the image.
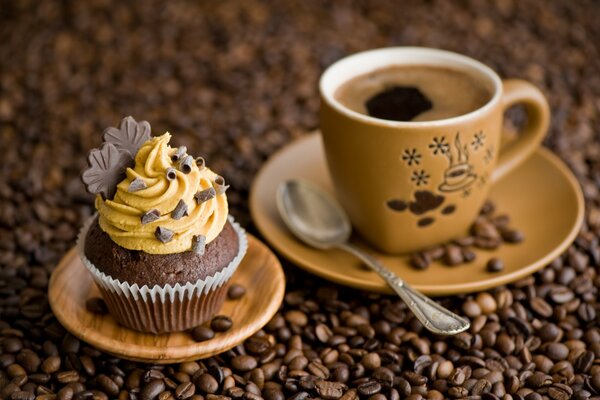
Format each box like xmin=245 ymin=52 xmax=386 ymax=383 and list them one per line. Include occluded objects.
xmin=196 ymin=157 xmax=206 ymax=169
xmin=179 ymin=155 xmax=194 ymax=174
xmin=166 ymin=167 xmax=177 ymax=181
xmin=171 ymin=146 xmax=187 ymax=162
xmin=194 ymin=187 xmax=216 ymax=204
xmin=127 ymin=177 xmax=147 ymax=192
xmin=155 ymin=226 xmax=174 ymax=243
xmin=141 ymin=209 xmax=160 ymax=225
xmin=192 ymin=234 xmax=207 ymax=256
xmin=171 ymin=199 xmax=188 ymax=220
xmin=214 ymin=176 xmax=229 ymax=195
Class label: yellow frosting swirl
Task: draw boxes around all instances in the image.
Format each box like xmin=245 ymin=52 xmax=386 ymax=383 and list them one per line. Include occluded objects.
xmin=95 ymin=133 xmax=228 ymax=254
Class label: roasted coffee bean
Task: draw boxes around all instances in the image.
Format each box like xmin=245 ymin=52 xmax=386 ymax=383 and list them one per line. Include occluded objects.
xmin=530 ymin=297 xmax=553 ymax=318
xmin=227 ymin=284 xmax=246 ymax=300
xmin=501 ymin=229 xmax=524 ymax=243
xmin=191 ymin=326 xmax=215 ymax=342
xmin=361 ymin=353 xmax=381 ymax=370
xmin=85 ymin=298 xmax=108 ymax=315
xmin=284 ymin=310 xmax=308 ymax=327
xmin=315 ymin=323 xmax=333 ymax=343
xmin=546 ymin=343 xmax=569 ymax=361
xmin=56 ymin=371 xmax=80 ymax=384
xmin=307 ymin=361 xmax=329 ymax=379
xmin=231 ymin=355 xmax=257 ymax=372
xmin=10 ymin=391 xmax=34 ymax=400
xmin=195 ymin=373 xmax=218 ymax=394
xmin=357 ymin=380 xmax=381 ymax=396
xmin=444 ymin=245 xmax=464 ymax=266
xmin=97 ymin=374 xmax=119 ymax=397
xmin=141 ymin=380 xmax=165 ymax=400
xmin=16 ymin=350 xmax=41 ymax=373
xmin=314 ymin=380 xmax=346 ymax=398
xmin=486 ymin=258 xmax=504 ymax=272
xmin=175 ymin=382 xmax=195 ymax=399
xmin=210 ymin=316 xmax=233 ymax=332
xmin=410 ymin=253 xmax=431 ymax=270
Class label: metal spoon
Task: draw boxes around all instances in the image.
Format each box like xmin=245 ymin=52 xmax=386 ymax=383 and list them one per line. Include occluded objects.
xmin=277 ymin=179 xmax=470 ymax=335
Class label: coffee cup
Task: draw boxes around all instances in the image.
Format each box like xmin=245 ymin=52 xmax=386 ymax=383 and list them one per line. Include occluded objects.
xmin=319 ymin=47 xmax=549 ymax=254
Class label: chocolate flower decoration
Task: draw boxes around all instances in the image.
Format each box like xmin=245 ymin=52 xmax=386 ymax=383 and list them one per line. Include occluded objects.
xmin=103 ymin=116 xmax=151 ymax=158
xmin=81 ymin=143 xmax=133 ymax=199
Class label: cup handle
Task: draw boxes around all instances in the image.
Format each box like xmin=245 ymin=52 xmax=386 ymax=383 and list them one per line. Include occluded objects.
xmin=491 ymin=79 xmax=550 ymax=183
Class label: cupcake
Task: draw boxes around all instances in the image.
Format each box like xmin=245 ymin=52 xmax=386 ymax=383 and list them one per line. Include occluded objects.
xmin=78 ymin=116 xmax=247 ymax=334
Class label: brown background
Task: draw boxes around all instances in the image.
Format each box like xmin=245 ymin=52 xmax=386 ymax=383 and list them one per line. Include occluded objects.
xmin=1 ymin=1 xmax=599 ymax=399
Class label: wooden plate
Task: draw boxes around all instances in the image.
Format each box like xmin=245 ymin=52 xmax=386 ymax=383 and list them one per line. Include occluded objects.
xmin=250 ymin=133 xmax=584 ymax=296
xmin=48 ymin=234 xmax=285 ymax=363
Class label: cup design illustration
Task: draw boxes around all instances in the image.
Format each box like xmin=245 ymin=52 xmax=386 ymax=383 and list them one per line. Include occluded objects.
xmin=438 ymin=133 xmax=477 ymax=193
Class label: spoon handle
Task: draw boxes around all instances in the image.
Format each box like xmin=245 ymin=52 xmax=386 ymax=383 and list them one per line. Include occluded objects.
xmin=337 ymin=243 xmax=470 ymax=335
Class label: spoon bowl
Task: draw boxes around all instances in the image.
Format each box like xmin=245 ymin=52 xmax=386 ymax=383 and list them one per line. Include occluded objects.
xmin=276 ymin=180 xmax=351 ymax=249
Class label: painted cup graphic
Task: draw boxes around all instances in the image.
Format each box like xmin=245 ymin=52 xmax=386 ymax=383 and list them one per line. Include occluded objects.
xmin=320 ymin=47 xmax=550 ymax=254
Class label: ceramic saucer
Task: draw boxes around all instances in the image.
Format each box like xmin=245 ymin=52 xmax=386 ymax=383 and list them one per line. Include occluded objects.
xmin=48 ymin=234 xmax=285 ymax=363
xmin=250 ymin=132 xmax=584 ymax=296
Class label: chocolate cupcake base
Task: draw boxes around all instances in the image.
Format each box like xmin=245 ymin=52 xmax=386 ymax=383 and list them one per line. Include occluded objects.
xmin=77 ymin=215 xmax=248 ymax=334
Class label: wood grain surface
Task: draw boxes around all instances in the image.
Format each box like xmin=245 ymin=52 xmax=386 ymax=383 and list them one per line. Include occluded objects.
xmin=48 ymin=234 xmax=285 ymax=364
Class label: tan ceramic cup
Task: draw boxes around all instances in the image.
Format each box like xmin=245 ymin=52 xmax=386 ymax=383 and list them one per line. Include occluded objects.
xmin=320 ymin=47 xmax=550 ymax=254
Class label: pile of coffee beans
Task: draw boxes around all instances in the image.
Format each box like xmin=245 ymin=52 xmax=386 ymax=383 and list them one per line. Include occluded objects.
xmin=409 ymin=201 xmax=524 ymax=270
xmin=1 ymin=1 xmax=600 ymax=399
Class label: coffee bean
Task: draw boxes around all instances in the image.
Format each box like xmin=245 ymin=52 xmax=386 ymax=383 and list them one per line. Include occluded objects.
xmin=85 ymin=298 xmax=108 ymax=314
xmin=97 ymin=374 xmax=119 ymax=397
xmin=501 ymin=229 xmax=524 ymax=243
xmin=589 ymin=372 xmax=600 ymax=393
xmin=284 ymin=310 xmax=308 ymax=327
xmin=307 ymin=362 xmax=329 ymax=379
xmin=314 ymin=380 xmax=345 ymax=399
xmin=16 ymin=350 xmax=40 ymax=373
xmin=141 ymin=379 xmax=165 ymax=400
xmin=191 ymin=326 xmax=215 ymax=342
xmin=357 ymin=380 xmax=381 ymax=396
xmin=448 ymin=386 xmax=468 ymax=398
xmin=245 ymin=336 xmax=270 ymax=355
xmin=10 ymin=391 xmax=34 ymax=400
xmin=56 ymin=371 xmax=80 ymax=384
xmin=4 ymin=338 xmax=23 ymax=354
xmin=462 ymin=300 xmax=482 ymax=318
xmin=227 ymin=284 xmax=246 ymax=300
xmin=574 ymin=350 xmax=594 ymax=373
xmin=578 ymin=303 xmax=596 ymax=322
xmin=144 ymin=370 xmax=165 ymax=383
xmin=530 ymin=297 xmax=553 ymax=317
xmin=410 ymin=253 xmax=431 ymax=270
xmin=444 ymin=245 xmax=464 ymax=266
xmin=175 ymin=382 xmax=195 ymax=399
xmin=210 ymin=316 xmax=232 ymax=332
xmin=195 ymin=373 xmax=218 ymax=394
xmin=476 ymin=293 xmax=497 ymax=314
xmin=486 ymin=258 xmax=504 ymax=272
xmin=546 ymin=342 xmax=569 ymax=361
xmin=231 ymin=355 xmax=257 ymax=372
xmin=437 ymin=361 xmax=454 ymax=379
xmin=361 ymin=353 xmax=381 ymax=370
